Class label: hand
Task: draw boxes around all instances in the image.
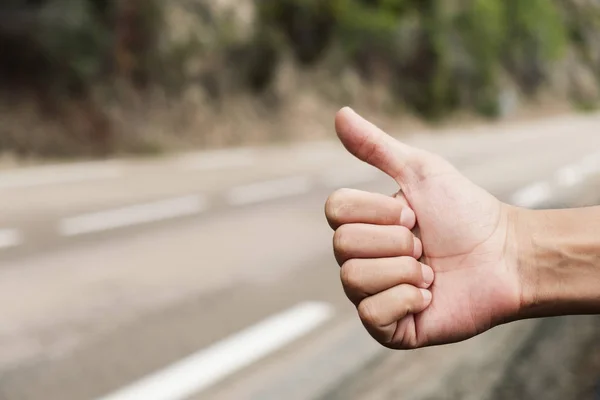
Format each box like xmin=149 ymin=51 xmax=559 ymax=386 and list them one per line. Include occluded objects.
xmin=325 ymin=107 xmax=524 ymax=349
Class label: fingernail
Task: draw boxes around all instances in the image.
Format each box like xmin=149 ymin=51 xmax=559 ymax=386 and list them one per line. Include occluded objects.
xmin=421 ymin=264 xmax=434 ymax=286
xmin=420 ymin=289 xmax=433 ymax=304
xmin=399 ymin=208 xmax=416 ymax=228
xmin=340 ymin=106 xmax=356 ymax=117
xmin=413 ymin=237 xmax=423 ymax=259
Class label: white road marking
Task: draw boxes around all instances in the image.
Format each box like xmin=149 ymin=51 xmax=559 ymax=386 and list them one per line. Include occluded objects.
xmin=555 ymin=152 xmax=600 ymax=188
xmin=579 ymin=152 xmax=600 ymax=175
xmin=0 ymin=229 xmax=21 ymax=249
xmin=178 ymin=149 xmax=257 ymax=171
xmin=0 ymin=164 xmax=121 ymax=190
xmin=59 ymin=195 xmax=207 ymax=236
xmin=555 ymin=165 xmax=584 ymax=188
xmin=320 ymin=167 xmax=381 ymax=187
xmin=511 ymin=181 xmax=552 ymax=208
xmin=96 ymin=302 xmax=335 ymax=400
xmin=226 ymin=176 xmax=313 ymax=206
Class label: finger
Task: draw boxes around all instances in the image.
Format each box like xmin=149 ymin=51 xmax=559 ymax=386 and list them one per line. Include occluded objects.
xmin=333 ymin=224 xmax=417 ymax=265
xmin=325 ymin=188 xmax=416 ymax=230
xmin=392 ymin=190 xmax=424 ymax=259
xmin=357 ymin=285 xmax=432 ymax=345
xmin=335 ymin=107 xmax=414 ymax=181
xmin=341 ymin=257 xmax=435 ymax=305
xmin=413 ymin=236 xmax=423 ymax=260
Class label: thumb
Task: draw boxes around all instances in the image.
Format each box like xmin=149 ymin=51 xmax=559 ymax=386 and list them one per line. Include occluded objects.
xmin=335 ymin=107 xmax=414 ymax=181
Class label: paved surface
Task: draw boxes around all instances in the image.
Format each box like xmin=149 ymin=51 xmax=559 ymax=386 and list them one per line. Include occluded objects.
xmin=0 ymin=112 xmax=600 ymax=400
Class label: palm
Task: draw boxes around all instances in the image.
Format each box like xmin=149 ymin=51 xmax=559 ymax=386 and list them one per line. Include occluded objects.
xmin=396 ymin=151 xmax=521 ymax=347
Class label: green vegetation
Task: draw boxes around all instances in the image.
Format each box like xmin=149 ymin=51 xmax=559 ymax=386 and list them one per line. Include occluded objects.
xmin=257 ymin=0 xmax=573 ymax=117
xmin=1 ymin=0 xmax=600 ymax=156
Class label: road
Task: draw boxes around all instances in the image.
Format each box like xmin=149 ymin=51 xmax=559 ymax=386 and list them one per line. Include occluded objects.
xmin=0 ymin=112 xmax=600 ymax=400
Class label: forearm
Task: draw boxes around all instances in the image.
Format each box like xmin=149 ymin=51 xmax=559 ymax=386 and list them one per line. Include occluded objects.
xmin=517 ymin=206 xmax=600 ymax=319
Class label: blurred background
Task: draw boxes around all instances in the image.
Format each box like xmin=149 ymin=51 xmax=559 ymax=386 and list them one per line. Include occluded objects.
xmin=1 ymin=1 xmax=600 ymax=399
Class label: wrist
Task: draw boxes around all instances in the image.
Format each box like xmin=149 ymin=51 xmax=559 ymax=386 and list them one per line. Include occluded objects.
xmin=511 ymin=207 xmax=546 ymax=319
xmin=500 ymin=205 xmax=536 ymax=322
xmin=513 ymin=207 xmax=600 ymax=319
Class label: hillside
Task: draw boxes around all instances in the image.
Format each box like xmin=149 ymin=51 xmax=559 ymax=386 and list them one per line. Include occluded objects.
xmin=1 ymin=0 xmax=600 ymax=158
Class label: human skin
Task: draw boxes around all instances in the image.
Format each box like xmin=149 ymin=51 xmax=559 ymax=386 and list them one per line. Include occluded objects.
xmin=325 ymin=107 xmax=600 ymax=350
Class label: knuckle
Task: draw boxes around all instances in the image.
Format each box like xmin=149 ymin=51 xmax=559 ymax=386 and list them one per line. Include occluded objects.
xmin=325 ymin=189 xmax=353 ymax=221
xmin=358 ymin=299 xmax=381 ymax=327
xmin=325 ymin=193 xmax=340 ymax=221
xmin=333 ymin=224 xmax=352 ymax=253
xmin=332 ymin=230 xmax=343 ymax=254
xmin=340 ymin=260 xmax=362 ymax=291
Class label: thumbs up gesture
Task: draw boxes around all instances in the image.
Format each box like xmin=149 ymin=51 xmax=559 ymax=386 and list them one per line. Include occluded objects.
xmin=325 ymin=108 xmax=524 ymax=349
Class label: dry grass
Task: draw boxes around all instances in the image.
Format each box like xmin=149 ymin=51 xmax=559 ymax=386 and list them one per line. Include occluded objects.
xmin=0 ymin=62 xmax=575 ymax=166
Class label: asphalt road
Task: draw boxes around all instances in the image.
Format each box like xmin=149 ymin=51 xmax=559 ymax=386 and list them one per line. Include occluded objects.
xmin=1 ymin=112 xmax=600 ymax=400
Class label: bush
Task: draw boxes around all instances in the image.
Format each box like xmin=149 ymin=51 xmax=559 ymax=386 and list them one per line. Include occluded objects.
xmin=256 ymin=0 xmax=570 ymax=118
xmin=0 ymin=0 xmax=164 ymax=156
xmin=2 ymin=0 xmax=599 ymax=157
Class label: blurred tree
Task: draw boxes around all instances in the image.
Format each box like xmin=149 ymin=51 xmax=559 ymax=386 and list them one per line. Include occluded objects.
xmin=0 ymin=0 xmax=597 ymax=156
xmin=114 ymin=0 xmax=162 ymax=88
xmin=256 ymin=0 xmax=572 ymax=117
xmin=503 ymin=0 xmax=567 ymax=94
xmin=0 ymin=0 xmax=163 ymax=156
xmin=257 ymin=0 xmax=336 ymax=64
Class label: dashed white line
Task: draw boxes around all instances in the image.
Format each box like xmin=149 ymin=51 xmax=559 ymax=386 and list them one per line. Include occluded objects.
xmin=555 ymin=153 xmax=600 ymax=188
xmin=96 ymin=302 xmax=334 ymax=400
xmin=178 ymin=149 xmax=257 ymax=171
xmin=59 ymin=195 xmax=207 ymax=236
xmin=0 ymin=164 xmax=121 ymax=190
xmin=555 ymin=165 xmax=584 ymax=188
xmin=511 ymin=181 xmax=552 ymax=208
xmin=226 ymin=176 xmax=313 ymax=206
xmin=513 ymin=152 xmax=600 ymax=207
xmin=580 ymin=152 xmax=600 ymax=175
xmin=0 ymin=229 xmax=21 ymax=249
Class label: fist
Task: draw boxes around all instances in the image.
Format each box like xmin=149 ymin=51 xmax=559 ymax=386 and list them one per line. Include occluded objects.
xmin=326 ymin=188 xmax=435 ymax=347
